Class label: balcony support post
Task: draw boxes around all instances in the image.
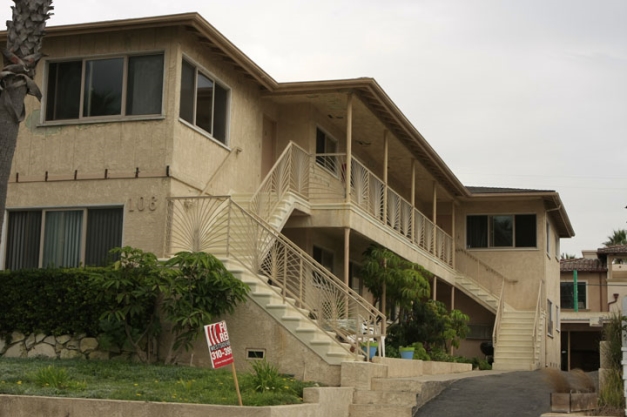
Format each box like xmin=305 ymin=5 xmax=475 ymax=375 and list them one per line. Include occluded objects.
xmin=383 ymin=130 xmax=389 ymax=223
xmin=432 ymin=181 xmax=437 ymax=252
xmin=432 ymin=276 xmax=437 ymax=301
xmin=451 ymin=203 xmax=456 ymax=266
xmin=345 ymin=93 xmax=353 ymax=204
xmin=411 ymin=159 xmax=416 ymax=243
xmin=450 ymin=286 xmax=455 ymax=355
xmin=344 ymin=227 xmax=350 ymax=287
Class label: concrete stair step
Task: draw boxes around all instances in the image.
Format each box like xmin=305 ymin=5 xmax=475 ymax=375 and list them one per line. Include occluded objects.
xmin=353 ymin=390 xmax=417 ymax=406
xmin=371 ymin=378 xmax=426 ymax=392
xmin=349 ymin=404 xmax=413 ymax=417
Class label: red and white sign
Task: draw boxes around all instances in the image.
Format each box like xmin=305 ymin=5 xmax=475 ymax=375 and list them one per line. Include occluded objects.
xmin=204 ymin=321 xmax=234 ymax=369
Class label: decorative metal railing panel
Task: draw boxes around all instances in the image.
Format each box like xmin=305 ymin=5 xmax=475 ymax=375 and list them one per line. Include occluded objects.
xmin=167 ymin=196 xmax=385 ymax=356
xmin=249 ymin=143 xmax=310 ymax=225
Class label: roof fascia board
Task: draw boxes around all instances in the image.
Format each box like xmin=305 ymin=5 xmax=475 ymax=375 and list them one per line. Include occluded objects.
xmin=269 ymin=78 xmax=470 ymax=198
xmin=0 ymin=13 xmax=278 ymax=91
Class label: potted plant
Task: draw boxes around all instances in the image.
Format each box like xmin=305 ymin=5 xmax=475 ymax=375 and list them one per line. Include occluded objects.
xmin=361 ymin=341 xmax=378 ymax=359
xmin=399 ymin=346 xmax=415 ymax=360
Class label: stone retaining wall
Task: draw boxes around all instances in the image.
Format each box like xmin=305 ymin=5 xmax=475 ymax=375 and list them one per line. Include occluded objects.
xmin=0 ymin=331 xmax=112 ymax=360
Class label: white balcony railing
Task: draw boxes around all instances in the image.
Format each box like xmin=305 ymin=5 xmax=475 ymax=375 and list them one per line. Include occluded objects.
xmin=309 ymin=154 xmax=454 ymax=266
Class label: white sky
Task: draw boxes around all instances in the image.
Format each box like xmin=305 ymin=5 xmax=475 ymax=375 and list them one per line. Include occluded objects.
xmin=2 ymin=0 xmax=626 ymax=257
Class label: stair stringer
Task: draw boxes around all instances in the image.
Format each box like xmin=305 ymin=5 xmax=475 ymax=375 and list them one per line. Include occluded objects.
xmin=222 ymin=258 xmax=360 ymax=365
xmin=454 ymin=274 xmax=503 ymax=314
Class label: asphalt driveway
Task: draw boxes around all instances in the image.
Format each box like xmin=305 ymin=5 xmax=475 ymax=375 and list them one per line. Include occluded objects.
xmin=414 ymin=371 xmax=551 ymax=417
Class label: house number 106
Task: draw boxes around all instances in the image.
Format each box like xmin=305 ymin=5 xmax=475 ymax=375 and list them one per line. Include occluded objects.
xmin=128 ymin=196 xmax=158 ymax=212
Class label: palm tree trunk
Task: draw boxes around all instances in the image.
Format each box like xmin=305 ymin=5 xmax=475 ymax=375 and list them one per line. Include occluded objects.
xmin=0 ymin=0 xmax=53 ymax=241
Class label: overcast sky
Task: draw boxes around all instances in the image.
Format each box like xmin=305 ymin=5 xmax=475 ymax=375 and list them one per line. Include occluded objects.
xmin=2 ymin=0 xmax=626 ymax=256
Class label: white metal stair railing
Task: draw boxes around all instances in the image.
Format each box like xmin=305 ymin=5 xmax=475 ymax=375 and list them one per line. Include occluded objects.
xmin=249 ymin=142 xmax=310 ymax=228
xmin=531 ymin=282 xmax=544 ymax=368
xmin=166 ymin=195 xmax=386 ymax=358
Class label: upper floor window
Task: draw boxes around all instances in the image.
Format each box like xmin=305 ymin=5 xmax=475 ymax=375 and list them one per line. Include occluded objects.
xmin=45 ymin=54 xmax=164 ymax=121
xmin=180 ymin=59 xmax=229 ymax=144
xmin=4 ymin=207 xmax=123 ymax=269
xmin=560 ymin=281 xmax=586 ymax=310
xmin=466 ymin=214 xmax=536 ymax=249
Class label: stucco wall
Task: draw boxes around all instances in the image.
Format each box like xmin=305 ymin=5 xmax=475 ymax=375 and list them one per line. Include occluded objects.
xmin=177 ymin=298 xmax=341 ymax=387
xmin=455 ymin=199 xmax=550 ymax=311
xmin=4 ymin=178 xmax=169 ymax=257
xmin=169 ymin=28 xmax=267 ymax=196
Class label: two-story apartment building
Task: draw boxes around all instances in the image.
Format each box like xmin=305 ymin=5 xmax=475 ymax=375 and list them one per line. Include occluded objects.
xmin=560 ymin=246 xmax=627 ymax=371
xmin=0 ymin=14 xmax=574 ymax=385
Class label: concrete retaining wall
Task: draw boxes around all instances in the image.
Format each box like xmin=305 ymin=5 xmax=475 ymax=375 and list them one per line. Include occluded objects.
xmin=0 ymin=387 xmax=353 ymax=417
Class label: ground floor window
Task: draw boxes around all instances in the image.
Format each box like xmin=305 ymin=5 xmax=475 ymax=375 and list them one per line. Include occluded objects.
xmin=4 ymin=207 xmax=123 ymax=269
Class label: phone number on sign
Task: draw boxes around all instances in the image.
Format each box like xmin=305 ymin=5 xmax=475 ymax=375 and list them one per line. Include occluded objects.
xmin=211 ymin=346 xmax=232 ymax=360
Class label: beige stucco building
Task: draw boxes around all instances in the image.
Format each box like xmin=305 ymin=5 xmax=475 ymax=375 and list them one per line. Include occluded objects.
xmin=0 ymin=13 xmax=574 ymax=384
xmin=560 ymin=246 xmax=627 ymax=371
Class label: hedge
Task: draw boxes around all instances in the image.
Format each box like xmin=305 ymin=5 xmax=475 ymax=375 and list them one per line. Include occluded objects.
xmin=0 ymin=268 xmax=111 ymax=337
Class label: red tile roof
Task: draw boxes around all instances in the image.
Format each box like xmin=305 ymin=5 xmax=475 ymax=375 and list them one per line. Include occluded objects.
xmin=560 ymin=258 xmax=606 ymax=272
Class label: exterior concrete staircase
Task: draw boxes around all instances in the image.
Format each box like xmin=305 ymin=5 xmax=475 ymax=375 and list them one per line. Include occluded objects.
xmin=343 ymin=358 xmax=473 ymax=417
xmin=492 ymin=310 xmax=537 ymax=371
xmin=455 ymin=274 xmax=499 ymax=313
xmin=222 ymin=258 xmax=358 ymax=365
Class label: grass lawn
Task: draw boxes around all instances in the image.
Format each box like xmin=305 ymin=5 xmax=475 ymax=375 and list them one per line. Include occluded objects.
xmin=0 ymin=357 xmax=317 ymax=406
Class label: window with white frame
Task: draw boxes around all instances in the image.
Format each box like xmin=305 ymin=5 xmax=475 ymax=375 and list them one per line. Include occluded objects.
xmin=466 ymin=214 xmax=536 ymax=248
xmin=45 ymin=54 xmax=164 ymax=121
xmin=4 ymin=207 xmax=123 ymax=269
xmin=555 ymin=235 xmax=560 ymax=259
xmin=180 ymin=59 xmax=230 ymax=144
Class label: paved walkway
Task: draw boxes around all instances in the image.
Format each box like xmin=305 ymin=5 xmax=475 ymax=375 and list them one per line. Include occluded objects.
xmin=414 ymin=370 xmax=552 ymax=417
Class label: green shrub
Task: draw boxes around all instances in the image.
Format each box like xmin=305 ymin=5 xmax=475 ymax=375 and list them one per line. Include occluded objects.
xmin=0 ymin=267 xmax=111 ymax=337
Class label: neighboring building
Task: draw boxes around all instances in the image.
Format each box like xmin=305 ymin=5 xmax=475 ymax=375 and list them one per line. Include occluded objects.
xmin=560 ymin=246 xmax=627 ymax=371
xmin=0 ymin=13 xmax=574 ymax=384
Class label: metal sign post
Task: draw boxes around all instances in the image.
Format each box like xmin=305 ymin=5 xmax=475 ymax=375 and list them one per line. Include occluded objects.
xmin=205 ymin=321 xmax=242 ymax=406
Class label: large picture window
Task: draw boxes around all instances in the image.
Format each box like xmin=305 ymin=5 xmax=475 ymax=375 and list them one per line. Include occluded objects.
xmin=180 ymin=59 xmax=229 ymax=144
xmin=466 ymin=214 xmax=536 ymax=248
xmin=45 ymin=54 xmax=164 ymax=121
xmin=4 ymin=207 xmax=123 ymax=269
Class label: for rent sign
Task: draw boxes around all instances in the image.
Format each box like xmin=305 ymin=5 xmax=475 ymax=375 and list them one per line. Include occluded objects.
xmin=204 ymin=321 xmax=234 ymax=369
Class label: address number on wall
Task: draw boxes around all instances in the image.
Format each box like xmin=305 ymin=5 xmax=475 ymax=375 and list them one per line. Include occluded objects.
xmin=128 ymin=196 xmax=158 ymax=212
